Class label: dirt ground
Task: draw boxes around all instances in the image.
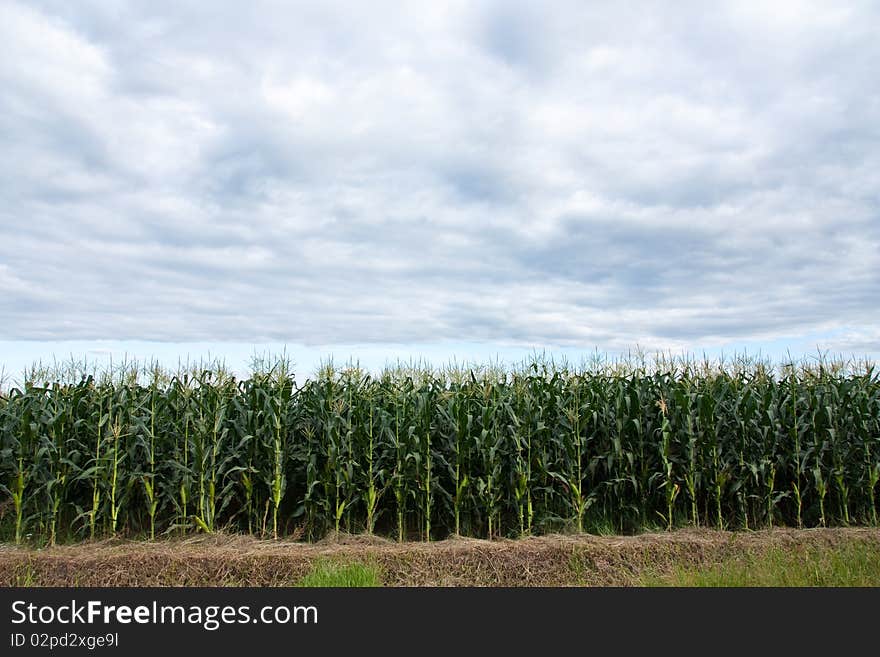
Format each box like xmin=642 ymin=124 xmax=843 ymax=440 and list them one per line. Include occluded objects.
xmin=1 ymin=527 xmax=877 ymax=586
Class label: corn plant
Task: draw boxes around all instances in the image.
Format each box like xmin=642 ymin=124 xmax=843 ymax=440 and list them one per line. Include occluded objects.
xmin=1 ymin=354 xmax=878 ymax=545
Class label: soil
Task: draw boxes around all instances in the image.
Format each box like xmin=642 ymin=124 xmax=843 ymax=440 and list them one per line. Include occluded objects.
xmin=1 ymin=527 xmax=877 ymax=586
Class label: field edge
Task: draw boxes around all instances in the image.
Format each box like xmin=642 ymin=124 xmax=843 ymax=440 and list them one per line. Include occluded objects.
xmin=1 ymin=527 xmax=878 ymax=587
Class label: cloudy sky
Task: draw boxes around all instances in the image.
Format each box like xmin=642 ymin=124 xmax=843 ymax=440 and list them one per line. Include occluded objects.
xmin=1 ymin=0 xmax=878 ymax=377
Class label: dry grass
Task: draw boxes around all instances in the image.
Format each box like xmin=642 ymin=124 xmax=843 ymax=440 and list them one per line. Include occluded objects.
xmin=1 ymin=527 xmax=878 ymax=587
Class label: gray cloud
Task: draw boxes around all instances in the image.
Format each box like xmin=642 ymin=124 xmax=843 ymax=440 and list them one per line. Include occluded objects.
xmin=1 ymin=0 xmax=878 ymax=354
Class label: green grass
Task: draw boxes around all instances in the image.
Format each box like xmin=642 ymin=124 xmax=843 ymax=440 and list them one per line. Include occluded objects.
xmin=643 ymin=542 xmax=880 ymax=586
xmin=11 ymin=564 xmax=35 ymax=586
xmin=297 ymin=560 xmax=382 ymax=587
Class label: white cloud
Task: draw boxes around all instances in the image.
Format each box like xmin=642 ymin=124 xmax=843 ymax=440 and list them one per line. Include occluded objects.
xmin=0 ymin=0 xmax=878 ymax=356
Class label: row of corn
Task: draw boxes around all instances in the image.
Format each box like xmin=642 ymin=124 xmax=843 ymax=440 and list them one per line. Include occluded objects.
xmin=1 ymin=357 xmax=878 ymax=543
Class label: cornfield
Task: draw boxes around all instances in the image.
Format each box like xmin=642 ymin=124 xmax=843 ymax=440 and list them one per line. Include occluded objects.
xmin=1 ymin=355 xmax=878 ymax=545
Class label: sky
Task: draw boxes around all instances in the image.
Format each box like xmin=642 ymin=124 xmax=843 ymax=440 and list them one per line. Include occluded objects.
xmin=1 ymin=1 xmax=879 ymax=380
